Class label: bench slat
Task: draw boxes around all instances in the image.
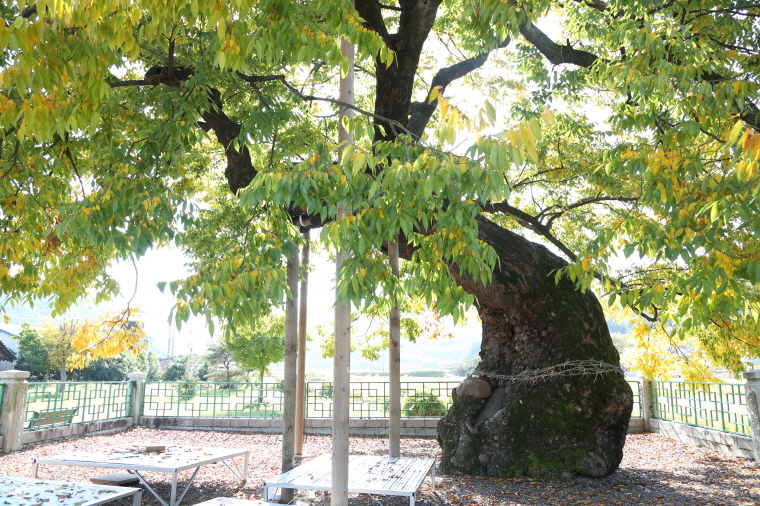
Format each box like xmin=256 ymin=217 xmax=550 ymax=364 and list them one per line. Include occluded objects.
xmin=27 ymin=407 xmax=78 ymax=429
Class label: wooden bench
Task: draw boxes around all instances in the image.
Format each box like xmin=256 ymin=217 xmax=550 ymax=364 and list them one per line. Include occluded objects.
xmin=27 ymin=407 xmax=78 ymax=429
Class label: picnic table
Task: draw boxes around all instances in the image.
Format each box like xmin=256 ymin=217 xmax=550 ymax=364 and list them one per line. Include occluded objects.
xmin=264 ymin=454 xmax=436 ymax=506
xmin=0 ymin=475 xmax=141 ymax=506
xmin=32 ymin=445 xmax=249 ymax=506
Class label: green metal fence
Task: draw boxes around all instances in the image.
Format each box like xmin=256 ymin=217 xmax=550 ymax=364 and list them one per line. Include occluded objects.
xmin=305 ymin=381 xmax=459 ymax=419
xmin=142 ymin=382 xmax=284 ymax=418
xmin=142 ymin=381 xmax=460 ymax=419
xmin=141 ymin=380 xmax=645 ymax=420
xmin=651 ymin=381 xmax=750 ymax=436
xmin=627 ymin=380 xmax=641 ymax=418
xmin=25 ymin=382 xmax=132 ymax=431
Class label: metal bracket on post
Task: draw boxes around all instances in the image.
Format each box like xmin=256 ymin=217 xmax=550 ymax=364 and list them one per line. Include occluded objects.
xmin=742 ymin=370 xmax=760 ymax=461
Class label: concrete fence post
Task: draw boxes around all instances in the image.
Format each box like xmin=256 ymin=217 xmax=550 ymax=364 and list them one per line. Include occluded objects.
xmin=742 ymin=370 xmax=760 ymax=461
xmin=0 ymin=370 xmax=31 ymax=453
xmin=127 ymin=372 xmax=147 ymax=427
xmin=640 ymin=377 xmax=653 ymax=433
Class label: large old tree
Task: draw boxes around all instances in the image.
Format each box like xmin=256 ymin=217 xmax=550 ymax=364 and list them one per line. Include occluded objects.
xmin=2 ymin=0 xmax=759 ymax=479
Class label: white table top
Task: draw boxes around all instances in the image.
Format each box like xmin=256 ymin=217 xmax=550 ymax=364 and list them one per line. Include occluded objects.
xmin=0 ymin=475 xmax=140 ymax=506
xmin=265 ymin=454 xmax=435 ymax=495
xmin=34 ymin=445 xmax=249 ymax=473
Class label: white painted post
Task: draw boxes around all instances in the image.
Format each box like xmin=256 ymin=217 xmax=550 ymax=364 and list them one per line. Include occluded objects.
xmin=333 ymin=22 xmax=355 ymax=506
xmin=0 ymin=370 xmax=31 ymax=453
xmin=640 ymin=377 xmax=652 ymax=433
xmin=127 ymin=372 xmax=147 ymax=427
xmin=295 ymin=230 xmax=310 ymax=457
xmin=742 ymin=370 xmax=760 ymax=461
xmin=281 ymin=252 xmax=300 ymax=504
xmin=388 ymin=239 xmax=401 ymax=458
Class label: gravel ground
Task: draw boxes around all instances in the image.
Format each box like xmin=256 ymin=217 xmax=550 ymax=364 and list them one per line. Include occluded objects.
xmin=0 ymin=427 xmax=757 ymax=505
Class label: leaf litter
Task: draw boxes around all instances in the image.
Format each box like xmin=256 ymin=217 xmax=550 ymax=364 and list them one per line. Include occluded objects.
xmin=0 ymin=429 xmax=756 ymax=505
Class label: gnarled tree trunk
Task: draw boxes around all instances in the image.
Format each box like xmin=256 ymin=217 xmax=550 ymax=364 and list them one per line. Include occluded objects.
xmin=437 ymin=217 xmax=632 ymax=479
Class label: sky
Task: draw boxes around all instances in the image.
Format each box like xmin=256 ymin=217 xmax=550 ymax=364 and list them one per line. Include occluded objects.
xmin=104 ymin=245 xmax=340 ymax=358
xmin=103 ymin=246 xmax=482 ymax=374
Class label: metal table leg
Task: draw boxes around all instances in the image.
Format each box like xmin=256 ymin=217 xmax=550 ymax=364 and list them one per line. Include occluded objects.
xmin=170 ymin=470 xmax=178 ymax=506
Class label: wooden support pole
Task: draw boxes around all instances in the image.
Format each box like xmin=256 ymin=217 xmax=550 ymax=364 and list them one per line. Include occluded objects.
xmin=295 ymin=230 xmax=310 ymax=457
xmin=281 ymin=251 xmax=299 ymax=504
xmin=388 ymin=239 xmax=401 ymax=458
xmin=333 ymin=24 xmax=354 ymax=506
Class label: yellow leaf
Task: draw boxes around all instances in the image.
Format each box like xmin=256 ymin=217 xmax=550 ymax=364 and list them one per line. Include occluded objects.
xmin=728 ymin=120 xmax=745 ymax=144
xmin=427 ymin=85 xmax=442 ymax=104
xmin=352 ymin=152 xmax=366 ymax=173
xmin=439 ymin=98 xmax=450 ymax=122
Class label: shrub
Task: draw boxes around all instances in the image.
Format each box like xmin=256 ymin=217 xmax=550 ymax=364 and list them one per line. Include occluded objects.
xmin=320 ymin=383 xmax=333 ymax=400
xmin=402 ymin=390 xmax=447 ymax=417
xmin=177 ymin=382 xmax=196 ymax=400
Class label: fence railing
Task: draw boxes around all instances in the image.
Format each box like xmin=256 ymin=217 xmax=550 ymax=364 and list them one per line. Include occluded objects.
xmin=143 ymin=381 xmax=461 ymax=419
xmin=306 ymin=381 xmax=459 ymax=418
xmin=9 ymin=378 xmax=750 ymax=436
xmin=628 ymin=380 xmax=641 ymax=418
xmin=143 ymin=382 xmax=285 ymax=418
xmin=651 ymin=381 xmax=750 ymax=436
xmin=142 ymin=380 xmax=641 ymax=420
xmin=25 ymin=382 xmax=132 ymax=431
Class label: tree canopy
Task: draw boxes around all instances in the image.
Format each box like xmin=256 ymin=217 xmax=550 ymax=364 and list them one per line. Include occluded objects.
xmin=223 ymin=314 xmax=286 ymax=383
xmin=0 ymin=0 xmax=759 ymax=377
xmin=14 ymin=311 xmax=145 ymax=381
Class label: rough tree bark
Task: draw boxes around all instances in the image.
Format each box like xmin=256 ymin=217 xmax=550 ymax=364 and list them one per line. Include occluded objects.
xmin=436 ymin=218 xmax=632 ymax=479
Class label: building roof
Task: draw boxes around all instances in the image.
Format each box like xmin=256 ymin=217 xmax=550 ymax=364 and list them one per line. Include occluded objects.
xmin=0 ymin=338 xmax=16 ymax=362
xmin=0 ymin=322 xmax=22 ymax=336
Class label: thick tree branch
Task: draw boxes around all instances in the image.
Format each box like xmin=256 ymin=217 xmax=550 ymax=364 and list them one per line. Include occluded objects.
xmin=519 ymin=22 xmax=599 ymax=67
xmin=408 ymin=38 xmax=510 ymax=139
xmin=519 ymin=18 xmax=759 ymax=131
xmin=197 ymin=88 xmax=257 ymax=194
xmin=481 ymin=201 xmax=578 ymax=262
xmin=355 ymin=0 xmax=391 ymax=43
xmin=21 ymin=4 xmax=37 ymax=18
xmin=573 ymin=0 xmax=607 ymax=12
xmin=109 ymin=80 xmax=150 ymax=88
xmin=398 ymin=0 xmax=444 ymax=51
xmin=379 ymin=3 xmax=402 ymax=11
